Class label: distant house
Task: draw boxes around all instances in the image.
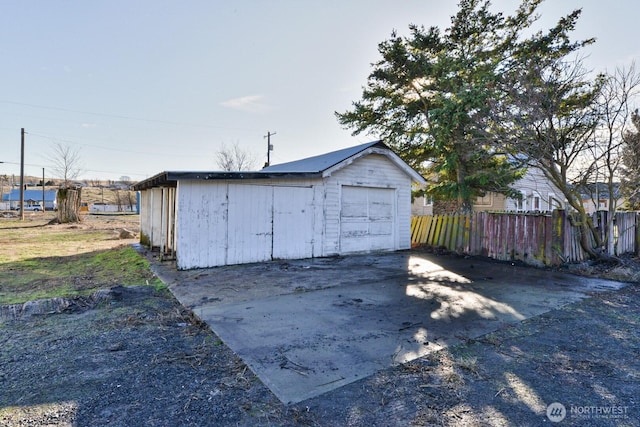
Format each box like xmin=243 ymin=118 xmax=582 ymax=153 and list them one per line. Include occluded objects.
xmin=411 ymin=167 xmax=566 ymax=215
xmin=410 ymin=181 xmax=434 ymax=216
xmin=134 ymin=141 xmax=425 ymax=269
xmin=500 ymin=168 xmax=567 ymax=212
xmin=578 ymin=182 xmax=625 ymax=214
xmin=2 ymin=189 xmax=58 ymax=210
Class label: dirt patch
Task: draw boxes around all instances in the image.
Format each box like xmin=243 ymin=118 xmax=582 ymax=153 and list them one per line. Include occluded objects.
xmin=0 ymin=286 xmax=293 ymax=426
xmin=0 ymin=212 xmax=141 ymax=260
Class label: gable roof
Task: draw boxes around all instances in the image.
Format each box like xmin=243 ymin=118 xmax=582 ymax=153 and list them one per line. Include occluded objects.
xmin=134 ymin=141 xmax=425 ymax=190
xmin=577 ymin=182 xmax=622 ymax=199
xmin=262 ymin=141 xmax=384 ymax=173
xmin=263 ymin=140 xmax=424 ymax=182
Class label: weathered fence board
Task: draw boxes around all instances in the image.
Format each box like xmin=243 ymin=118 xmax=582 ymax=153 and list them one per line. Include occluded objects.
xmin=411 ymin=211 xmax=639 ymax=267
xmin=615 ymin=212 xmax=637 ymax=255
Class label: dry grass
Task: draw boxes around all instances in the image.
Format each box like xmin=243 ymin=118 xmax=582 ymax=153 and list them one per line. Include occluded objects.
xmin=0 ymin=212 xmax=139 ymax=260
xmin=0 ymin=212 xmax=161 ymax=304
xmin=81 ymin=187 xmax=137 ymax=205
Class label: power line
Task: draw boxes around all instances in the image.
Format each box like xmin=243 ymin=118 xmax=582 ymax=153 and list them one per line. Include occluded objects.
xmin=1 ymin=129 xmax=222 ymax=180
xmin=0 ymin=159 xmax=148 ymax=178
xmin=0 ymin=100 xmax=261 ymax=132
xmin=27 ymin=131 xmax=203 ymax=159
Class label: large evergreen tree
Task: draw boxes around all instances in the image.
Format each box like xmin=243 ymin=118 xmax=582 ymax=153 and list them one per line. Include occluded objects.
xmin=337 ymin=0 xmax=600 ymax=216
xmin=337 ymin=0 xmax=636 ymax=259
xmin=337 ymin=0 xmax=557 ymax=212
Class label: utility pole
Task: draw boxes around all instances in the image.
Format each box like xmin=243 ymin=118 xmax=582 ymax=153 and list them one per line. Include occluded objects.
xmin=0 ymin=161 xmax=4 ymax=211
xmin=19 ymin=128 xmax=25 ymax=220
xmin=264 ymin=131 xmax=276 ymax=167
xmin=42 ymin=168 xmax=45 ymax=212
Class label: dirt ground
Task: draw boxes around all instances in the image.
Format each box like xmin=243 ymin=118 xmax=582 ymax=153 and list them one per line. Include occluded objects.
xmin=1 ymin=215 xmax=639 ymax=426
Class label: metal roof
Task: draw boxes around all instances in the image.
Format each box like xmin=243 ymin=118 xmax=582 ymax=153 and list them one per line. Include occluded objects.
xmin=577 ymin=182 xmax=622 ymax=199
xmin=3 ymin=189 xmax=58 ymax=202
xmin=133 ymin=140 xmax=425 ymax=191
xmin=261 ymin=140 xmax=385 ymax=173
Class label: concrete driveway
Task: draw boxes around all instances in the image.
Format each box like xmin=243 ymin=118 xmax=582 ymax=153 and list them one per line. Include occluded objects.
xmin=149 ymin=251 xmax=625 ymax=404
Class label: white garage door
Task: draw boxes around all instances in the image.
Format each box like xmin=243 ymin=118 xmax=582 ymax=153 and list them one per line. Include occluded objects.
xmin=340 ymin=186 xmax=395 ymax=253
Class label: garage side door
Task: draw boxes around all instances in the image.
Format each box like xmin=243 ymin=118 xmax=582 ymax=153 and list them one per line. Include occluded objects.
xmin=272 ymin=186 xmax=314 ymax=260
xmin=226 ymin=184 xmax=273 ymax=265
xmin=340 ymin=186 xmax=395 ymax=253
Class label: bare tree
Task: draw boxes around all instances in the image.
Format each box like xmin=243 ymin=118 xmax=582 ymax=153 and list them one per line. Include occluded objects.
xmin=127 ymin=191 xmax=136 ymax=212
xmin=114 ymin=189 xmax=123 ymax=212
xmin=49 ymin=143 xmax=83 ymax=223
xmin=216 ymin=142 xmax=256 ymax=171
xmin=621 ymin=111 xmax=640 ymax=209
xmin=588 ymin=63 xmax=640 ymax=252
xmin=499 ymin=56 xmax=603 ymax=256
xmin=49 ymin=143 xmax=82 ymax=187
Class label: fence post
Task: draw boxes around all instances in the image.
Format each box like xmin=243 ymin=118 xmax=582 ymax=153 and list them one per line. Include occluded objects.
xmin=551 ymin=209 xmax=566 ymax=265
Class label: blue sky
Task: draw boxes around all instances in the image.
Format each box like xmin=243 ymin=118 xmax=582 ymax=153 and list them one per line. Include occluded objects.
xmin=0 ymin=0 xmax=637 ymax=182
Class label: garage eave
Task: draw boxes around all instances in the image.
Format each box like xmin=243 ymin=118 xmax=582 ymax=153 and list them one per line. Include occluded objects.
xmin=133 ymin=171 xmax=176 ymax=191
xmin=133 ymin=170 xmax=323 ymax=191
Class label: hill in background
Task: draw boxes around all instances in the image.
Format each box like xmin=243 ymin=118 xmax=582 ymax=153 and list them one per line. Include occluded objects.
xmin=2 ymin=175 xmax=137 ymax=207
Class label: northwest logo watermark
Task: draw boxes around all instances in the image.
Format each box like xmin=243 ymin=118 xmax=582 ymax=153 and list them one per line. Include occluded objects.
xmin=546 ymin=402 xmax=630 ymax=422
xmin=546 ymin=402 xmax=566 ymax=422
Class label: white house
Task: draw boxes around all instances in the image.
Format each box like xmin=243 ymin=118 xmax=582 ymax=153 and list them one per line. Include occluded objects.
xmin=579 ymin=182 xmax=625 ymax=214
xmin=134 ymin=141 xmax=425 ymax=269
xmin=502 ymin=167 xmax=566 ymax=212
xmin=411 ymin=167 xmax=566 ymax=215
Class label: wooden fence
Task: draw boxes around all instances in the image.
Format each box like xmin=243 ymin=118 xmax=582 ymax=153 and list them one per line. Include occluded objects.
xmin=411 ymin=211 xmax=639 ymax=267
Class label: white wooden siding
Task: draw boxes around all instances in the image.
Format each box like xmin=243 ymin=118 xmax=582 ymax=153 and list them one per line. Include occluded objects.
xmin=159 ymin=187 xmax=176 ymax=257
xmin=506 ymin=168 xmax=565 ymax=211
xmin=176 ymin=181 xmax=228 ymax=269
xmin=149 ymin=188 xmax=164 ymax=248
xmin=322 ymin=182 xmax=341 ymax=255
xmin=139 ymin=189 xmax=152 ymax=245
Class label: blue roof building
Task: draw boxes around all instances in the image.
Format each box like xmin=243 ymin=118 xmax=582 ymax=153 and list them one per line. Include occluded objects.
xmin=3 ymin=189 xmax=58 ymax=209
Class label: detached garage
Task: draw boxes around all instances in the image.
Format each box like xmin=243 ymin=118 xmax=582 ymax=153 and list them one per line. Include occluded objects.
xmin=133 ymin=141 xmax=425 ymax=269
